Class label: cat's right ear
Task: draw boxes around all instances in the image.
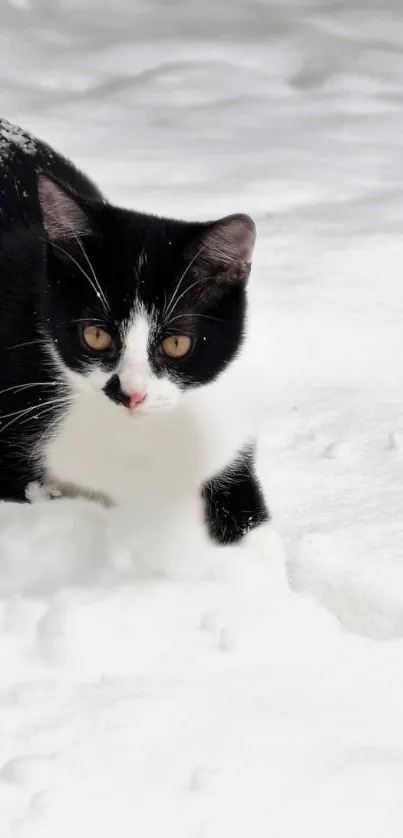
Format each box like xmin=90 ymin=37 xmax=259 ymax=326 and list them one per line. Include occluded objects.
xmin=184 ymin=214 xmax=256 ymax=287
xmin=37 ymin=174 xmax=93 ymax=243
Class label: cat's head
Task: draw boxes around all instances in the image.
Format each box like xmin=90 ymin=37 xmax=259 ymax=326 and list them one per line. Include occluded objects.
xmin=38 ymin=174 xmax=256 ymax=416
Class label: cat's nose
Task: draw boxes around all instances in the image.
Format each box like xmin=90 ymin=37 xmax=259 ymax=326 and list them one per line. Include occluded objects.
xmin=128 ymin=391 xmax=146 ymax=409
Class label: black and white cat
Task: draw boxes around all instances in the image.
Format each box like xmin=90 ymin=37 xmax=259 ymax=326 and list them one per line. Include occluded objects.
xmin=0 ymin=118 xmax=268 ymax=546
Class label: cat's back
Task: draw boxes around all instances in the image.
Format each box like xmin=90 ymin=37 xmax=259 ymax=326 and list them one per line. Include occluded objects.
xmin=0 ymin=118 xmax=102 ymax=229
xmin=0 ymin=119 xmax=103 ymax=345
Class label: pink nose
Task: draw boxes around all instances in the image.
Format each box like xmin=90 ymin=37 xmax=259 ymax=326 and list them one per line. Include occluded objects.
xmin=128 ymin=391 xmax=146 ymax=409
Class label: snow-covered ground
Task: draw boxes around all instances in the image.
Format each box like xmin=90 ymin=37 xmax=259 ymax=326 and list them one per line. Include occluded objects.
xmin=1 ymin=0 xmax=403 ymax=834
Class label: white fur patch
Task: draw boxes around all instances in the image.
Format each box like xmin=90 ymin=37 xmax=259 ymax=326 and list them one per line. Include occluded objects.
xmin=119 ymin=310 xmax=151 ymax=398
xmin=119 ymin=309 xmax=180 ymax=413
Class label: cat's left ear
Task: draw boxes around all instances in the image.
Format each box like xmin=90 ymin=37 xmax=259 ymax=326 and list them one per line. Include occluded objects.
xmin=37 ymin=174 xmax=93 ymax=242
xmin=185 ymin=214 xmax=256 ymax=285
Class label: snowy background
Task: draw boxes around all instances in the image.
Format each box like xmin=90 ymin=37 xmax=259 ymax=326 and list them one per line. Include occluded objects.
xmin=1 ymin=0 xmax=403 ymax=835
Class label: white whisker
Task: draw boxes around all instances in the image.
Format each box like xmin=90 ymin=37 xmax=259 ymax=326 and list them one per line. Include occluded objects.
xmin=19 ymin=399 xmax=71 ymax=427
xmin=0 ymin=381 xmax=58 ymax=398
xmin=163 ymin=246 xmax=205 ymax=322
xmin=6 ymin=338 xmax=44 ymax=351
xmin=28 ymin=405 xmax=72 ymax=462
xmin=52 ymin=242 xmax=109 ymax=317
xmin=167 ymin=312 xmax=224 ymax=326
xmin=0 ymin=397 xmax=70 ymax=435
xmin=63 ymin=318 xmax=105 ymax=325
xmin=164 ymin=277 xmax=207 ymax=324
xmin=72 ymin=230 xmax=110 ymax=315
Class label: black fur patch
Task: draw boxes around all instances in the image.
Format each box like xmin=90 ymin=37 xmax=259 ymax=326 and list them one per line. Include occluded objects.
xmin=203 ymin=445 xmax=269 ymax=545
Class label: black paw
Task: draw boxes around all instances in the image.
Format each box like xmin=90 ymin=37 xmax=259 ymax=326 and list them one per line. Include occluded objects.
xmin=202 ymin=444 xmax=269 ymax=545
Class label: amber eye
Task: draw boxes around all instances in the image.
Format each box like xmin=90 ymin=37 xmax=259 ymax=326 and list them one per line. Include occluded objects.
xmin=82 ymin=325 xmax=113 ymax=352
xmin=161 ymin=335 xmax=193 ymax=359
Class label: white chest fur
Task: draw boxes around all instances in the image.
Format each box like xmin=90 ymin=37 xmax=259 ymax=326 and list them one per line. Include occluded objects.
xmin=43 ymin=355 xmax=254 ymax=511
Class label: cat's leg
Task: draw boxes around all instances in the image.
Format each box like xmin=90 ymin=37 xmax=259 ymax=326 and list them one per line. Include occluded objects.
xmin=0 ymin=448 xmax=39 ymax=502
xmin=0 ymin=477 xmax=29 ymax=503
xmin=202 ymin=443 xmax=269 ymax=545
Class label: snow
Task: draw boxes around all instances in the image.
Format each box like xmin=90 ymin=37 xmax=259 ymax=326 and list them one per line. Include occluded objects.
xmin=0 ymin=119 xmax=37 ymax=161
xmin=1 ymin=0 xmax=403 ymax=834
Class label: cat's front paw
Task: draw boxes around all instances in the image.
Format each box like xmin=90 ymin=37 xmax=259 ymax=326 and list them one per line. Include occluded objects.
xmin=25 ymin=481 xmax=60 ymax=503
xmin=202 ymin=444 xmax=269 ymax=546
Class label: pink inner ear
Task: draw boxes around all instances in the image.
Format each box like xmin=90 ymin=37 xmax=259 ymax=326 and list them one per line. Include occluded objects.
xmin=38 ymin=175 xmax=90 ymax=242
xmin=202 ymin=214 xmax=256 ymax=267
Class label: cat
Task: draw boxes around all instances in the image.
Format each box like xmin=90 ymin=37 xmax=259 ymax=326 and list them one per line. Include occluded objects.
xmin=0 ymin=118 xmax=269 ymax=547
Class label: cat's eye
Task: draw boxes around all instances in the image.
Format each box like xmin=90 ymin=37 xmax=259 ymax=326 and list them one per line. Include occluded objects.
xmin=161 ymin=335 xmax=193 ymax=359
xmin=82 ymin=325 xmax=113 ymax=353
